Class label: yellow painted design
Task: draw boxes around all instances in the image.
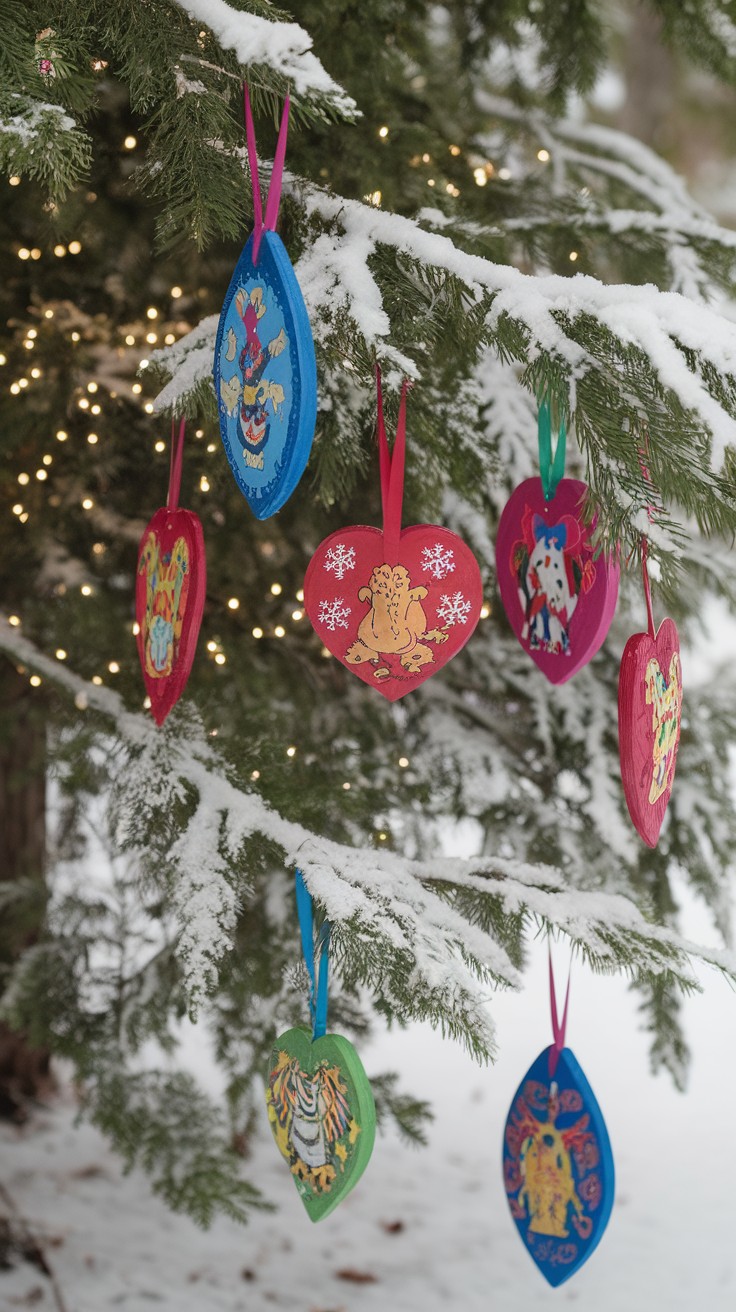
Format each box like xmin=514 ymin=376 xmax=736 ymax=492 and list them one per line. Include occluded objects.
xmin=519 ymin=1122 xmax=583 ymax=1238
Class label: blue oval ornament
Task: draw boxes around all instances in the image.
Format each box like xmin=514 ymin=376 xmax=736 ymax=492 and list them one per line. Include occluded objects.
xmin=214 ymin=228 xmax=317 ymax=519
xmin=503 ymin=1045 xmax=614 ymax=1286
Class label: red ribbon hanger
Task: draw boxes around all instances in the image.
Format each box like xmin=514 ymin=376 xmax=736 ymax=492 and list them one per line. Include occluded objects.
xmin=167 ymin=415 xmax=186 ymax=511
xmin=375 ymin=364 xmax=410 ymax=564
xmin=243 ymin=84 xmax=290 ymax=266
xmin=548 ymin=946 xmax=571 ymax=1078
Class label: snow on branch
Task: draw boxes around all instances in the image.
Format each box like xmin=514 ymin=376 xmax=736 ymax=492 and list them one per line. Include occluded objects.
xmin=172 ymin=0 xmax=357 ymax=117
xmin=3 ymin=617 xmax=736 ymax=1059
xmin=152 ymin=163 xmax=736 ymax=471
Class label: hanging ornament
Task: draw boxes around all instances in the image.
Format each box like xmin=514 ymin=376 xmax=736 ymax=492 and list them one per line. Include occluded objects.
xmin=213 ymin=87 xmax=317 ymax=520
xmin=135 ymin=418 xmax=206 ymax=725
xmin=265 ymin=871 xmax=376 ymax=1221
xmin=495 ymin=400 xmax=619 ymax=682
xmin=503 ymin=953 xmax=615 ymax=1286
xmin=304 ymin=369 xmax=483 ymax=699
xmin=618 ymin=540 xmax=682 ymax=846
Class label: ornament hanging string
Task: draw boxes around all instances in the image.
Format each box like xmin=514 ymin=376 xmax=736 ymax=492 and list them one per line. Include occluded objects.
xmin=295 ymin=869 xmax=330 ymax=1040
xmin=167 ymin=416 xmax=186 ymax=511
xmin=548 ymin=945 xmax=571 ymax=1078
xmin=537 ymin=397 xmax=567 ymax=502
xmin=375 ymin=364 xmax=409 ymax=564
xmin=243 ymin=84 xmax=290 ymax=267
xmin=637 ymin=443 xmax=656 ymax=641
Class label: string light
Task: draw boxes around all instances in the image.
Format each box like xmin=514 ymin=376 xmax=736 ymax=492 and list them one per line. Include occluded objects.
xmin=145 ymin=332 xmax=157 ymax=344
xmin=473 ymin=167 xmax=488 ymax=187
xmin=449 ymin=144 xmax=461 ymax=156
xmin=87 ymin=433 xmax=98 ymax=445
xmin=480 ymin=602 xmax=491 ymax=619
xmin=286 ymin=746 xmax=297 ymax=758
xmin=92 ymin=543 xmax=105 ymax=555
xmin=378 ymin=125 xmax=389 ymax=139
xmin=206 ymin=443 xmax=216 ymax=453
xmin=18 ymin=378 xmax=28 ymax=388
xmin=18 ymin=512 xmax=28 ymax=523
xmin=42 ymin=454 xmax=52 ymax=465
xmin=23 ymin=339 xmax=34 ymax=350
xmin=75 ymin=691 xmax=88 ymax=710
xmin=206 ymin=640 xmax=218 ymax=652
xmin=399 ymin=757 xmax=409 ymax=768
xmin=29 ymin=675 xmax=42 ymax=687
xmin=18 ymin=473 xmax=29 ymax=485
xmin=0 ymin=354 xmax=6 ymax=365
xmin=250 ymin=769 xmax=260 ymax=781
xmin=54 ymin=244 xmax=66 ymax=257
xmin=291 ymin=609 xmax=303 ymax=621
xmin=30 ymin=368 xmax=41 ymax=378
xmin=92 ymin=675 xmax=103 ymax=686
xmin=252 ymin=627 xmax=263 ymax=639
xmin=270 ymin=582 xmax=282 ymax=596
xmin=274 ymin=625 xmax=285 ymax=638
xmin=537 ymin=148 xmax=550 ymax=162
xmin=139 ymin=358 xmax=149 ymax=369
xmin=9 ymin=383 xmax=20 ymax=395
xmin=154 ymin=440 xmax=165 ymax=453
xmin=81 ymin=497 xmax=94 ymax=509
xmin=445 ymin=183 xmax=460 ymax=197
xmin=132 ymin=383 xmax=142 ymax=394
xmin=199 ymin=476 xmax=210 ymax=492
xmin=55 ymin=649 xmax=67 ymax=660
xmin=12 ymin=504 xmax=22 ymax=515
xmin=146 ymin=307 xmax=158 ymax=319
xmin=124 ymin=135 xmax=137 ymax=150
xmin=498 ymin=167 xmax=511 ymax=180
xmin=9 ymin=176 xmax=20 ymax=186
xmin=8 ymin=616 xmax=20 ymax=627
xmin=125 ymin=334 xmax=135 ymax=346
xmin=227 ymin=597 xmax=239 ymax=610
xmin=56 ymin=430 xmax=68 ymax=442
xmin=422 ymin=153 xmax=431 ymax=163
xmin=78 ymin=397 xmax=90 ymax=409
xmin=30 ymin=248 xmax=41 ymax=260
xmin=44 ymin=310 xmax=54 ymax=319
xmin=81 ymin=585 xmax=93 ymax=596
xmin=342 ymin=781 xmax=351 ymax=790
xmin=171 ymin=286 xmax=182 ymax=298
xmin=378 ymin=832 xmax=387 ymax=841
xmin=71 ymin=331 xmax=80 ymax=342
xmin=427 ymin=178 xmax=435 ymax=188
xmin=87 ymin=382 xmax=98 ymax=394
xmin=569 ymin=250 xmax=579 ymax=262
xmin=108 ymin=661 xmax=120 ymax=673
xmin=366 ymin=190 xmax=381 ymax=207
xmin=296 ymin=589 xmax=304 ymax=602
xmin=27 ymin=329 xmax=37 ymax=340
xmin=132 ymin=622 xmax=140 ymax=635
xmin=18 ymin=248 xmax=30 ymax=260
xmin=164 ymin=333 xmax=176 ymax=345
xmin=214 ymin=652 xmax=226 ymax=665
xmin=144 ymin=402 xmax=154 ymax=413
xmin=35 ymin=469 xmax=48 ymax=481
xmin=68 ymin=240 xmax=82 ymax=254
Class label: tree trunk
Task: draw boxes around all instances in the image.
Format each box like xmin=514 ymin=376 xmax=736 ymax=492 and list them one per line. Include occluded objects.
xmin=0 ymin=658 xmax=51 ymax=1118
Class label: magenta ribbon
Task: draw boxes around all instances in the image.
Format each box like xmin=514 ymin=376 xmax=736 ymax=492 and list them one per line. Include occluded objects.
xmin=375 ymin=364 xmax=409 ymax=564
xmin=548 ymin=947 xmax=571 ymax=1078
xmin=243 ymin=84 xmax=290 ymax=267
xmin=167 ymin=416 xmax=186 ymax=511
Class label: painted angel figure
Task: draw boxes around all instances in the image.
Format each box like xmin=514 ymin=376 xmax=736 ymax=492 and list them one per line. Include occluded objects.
xmin=219 ymin=286 xmax=287 ymax=456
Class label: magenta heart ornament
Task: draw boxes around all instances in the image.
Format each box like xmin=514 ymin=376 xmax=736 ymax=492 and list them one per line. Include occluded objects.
xmin=304 ymin=524 xmax=483 ymax=701
xmin=618 ymin=617 xmax=682 ymax=847
xmin=495 ymin=478 xmax=619 ymax=683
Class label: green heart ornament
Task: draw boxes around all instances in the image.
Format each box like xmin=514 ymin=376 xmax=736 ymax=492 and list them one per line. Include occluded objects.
xmin=265 ymin=1025 xmax=376 ymax=1221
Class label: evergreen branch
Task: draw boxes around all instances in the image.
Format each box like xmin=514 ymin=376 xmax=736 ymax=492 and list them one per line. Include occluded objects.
xmin=3 ymin=617 xmax=736 ymax=1064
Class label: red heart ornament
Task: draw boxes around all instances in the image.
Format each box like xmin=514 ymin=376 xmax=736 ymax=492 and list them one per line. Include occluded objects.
xmin=304 ymin=524 xmax=482 ymax=700
xmin=618 ymin=617 xmax=682 ymax=847
xmin=495 ymin=477 xmax=619 ymax=683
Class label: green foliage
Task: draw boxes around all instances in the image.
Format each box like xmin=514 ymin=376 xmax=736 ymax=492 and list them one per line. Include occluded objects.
xmin=2 ymin=0 xmax=736 ymax=1228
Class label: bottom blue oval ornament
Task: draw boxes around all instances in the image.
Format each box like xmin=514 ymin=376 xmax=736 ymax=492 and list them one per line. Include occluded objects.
xmin=503 ymin=1044 xmax=614 ymax=1285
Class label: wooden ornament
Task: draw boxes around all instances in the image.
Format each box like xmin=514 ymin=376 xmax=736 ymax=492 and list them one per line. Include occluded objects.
xmin=265 ymin=1026 xmax=376 ymax=1222
xmin=213 ymin=93 xmax=316 ymax=520
xmin=135 ymin=421 xmax=206 ymax=726
xmin=304 ymin=525 xmax=482 ymax=701
xmin=495 ymin=477 xmax=619 ymax=683
xmin=619 ymin=615 xmax=682 ymax=848
xmin=503 ymin=1045 xmax=615 ymax=1287
xmin=304 ymin=372 xmax=482 ymax=699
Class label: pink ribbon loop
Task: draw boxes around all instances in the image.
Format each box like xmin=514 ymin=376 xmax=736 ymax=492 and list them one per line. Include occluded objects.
xmin=375 ymin=364 xmax=408 ymax=564
xmin=548 ymin=947 xmax=571 ymax=1079
xmin=167 ymin=416 xmax=186 ymax=511
xmin=243 ymin=84 xmax=290 ymax=267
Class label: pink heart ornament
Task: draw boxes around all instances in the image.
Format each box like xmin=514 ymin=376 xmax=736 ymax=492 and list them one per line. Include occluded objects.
xmin=304 ymin=524 xmax=482 ymax=701
xmin=495 ymin=478 xmax=619 ymax=683
xmin=618 ymin=617 xmax=682 ymax=847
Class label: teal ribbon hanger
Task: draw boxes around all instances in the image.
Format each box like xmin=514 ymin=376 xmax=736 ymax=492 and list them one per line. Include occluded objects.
xmin=295 ymin=869 xmax=330 ymax=1040
xmin=537 ymin=398 xmax=567 ymax=502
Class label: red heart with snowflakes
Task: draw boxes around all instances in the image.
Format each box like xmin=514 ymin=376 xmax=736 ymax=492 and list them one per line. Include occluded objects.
xmin=135 ymin=506 xmax=206 ymax=725
xmin=304 ymin=524 xmax=482 ymax=701
xmin=618 ymin=617 xmax=682 ymax=847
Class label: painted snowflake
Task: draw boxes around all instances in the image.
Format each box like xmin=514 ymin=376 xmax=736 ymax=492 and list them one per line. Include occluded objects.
xmin=422 ymin=542 xmax=455 ymax=580
xmin=318 ymin=598 xmax=351 ymax=631
xmin=437 ymin=591 xmax=472 ymax=627
xmin=323 ymin=542 xmax=356 ymax=581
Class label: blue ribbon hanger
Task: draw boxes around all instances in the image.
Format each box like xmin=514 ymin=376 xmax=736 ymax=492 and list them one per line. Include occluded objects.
xmin=538 ymin=397 xmax=567 ymax=502
xmin=295 ymin=869 xmax=330 ymax=1040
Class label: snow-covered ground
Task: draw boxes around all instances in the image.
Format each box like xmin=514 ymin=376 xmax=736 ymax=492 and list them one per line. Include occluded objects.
xmin=1 ymin=929 xmax=733 ymax=1312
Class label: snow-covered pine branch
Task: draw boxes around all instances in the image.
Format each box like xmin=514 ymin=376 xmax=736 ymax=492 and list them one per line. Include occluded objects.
xmin=2 ymin=615 xmax=735 ymax=1064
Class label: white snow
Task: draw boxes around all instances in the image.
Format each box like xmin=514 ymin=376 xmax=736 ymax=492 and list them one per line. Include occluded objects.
xmin=171 ymin=0 xmax=357 ymax=116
